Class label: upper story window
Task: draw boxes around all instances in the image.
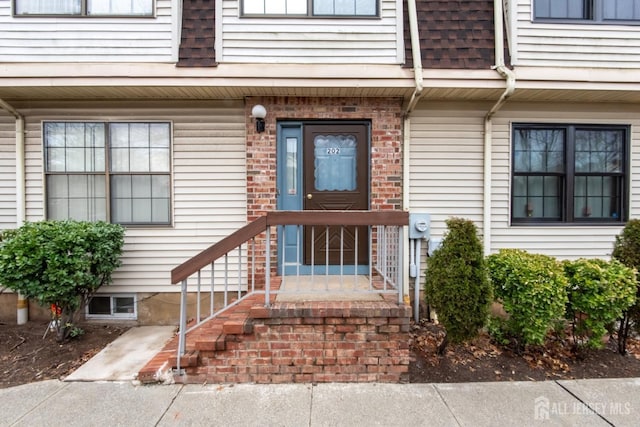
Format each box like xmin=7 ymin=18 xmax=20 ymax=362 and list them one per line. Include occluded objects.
xmin=14 ymin=0 xmax=154 ymax=16
xmin=44 ymin=122 xmax=171 ymax=226
xmin=511 ymin=124 xmax=628 ymax=225
xmin=242 ymin=0 xmax=378 ymax=17
xmin=534 ymin=0 xmax=640 ymax=22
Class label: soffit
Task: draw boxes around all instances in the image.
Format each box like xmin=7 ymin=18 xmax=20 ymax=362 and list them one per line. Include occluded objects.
xmin=3 ymin=85 xmax=639 ymax=105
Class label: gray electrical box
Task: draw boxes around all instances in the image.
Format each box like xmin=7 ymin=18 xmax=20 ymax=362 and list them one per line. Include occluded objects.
xmin=409 ymin=213 xmax=430 ymax=239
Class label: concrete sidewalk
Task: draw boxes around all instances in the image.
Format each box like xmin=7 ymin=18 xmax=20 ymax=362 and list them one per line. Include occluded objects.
xmin=1 ymin=378 xmax=639 ymax=426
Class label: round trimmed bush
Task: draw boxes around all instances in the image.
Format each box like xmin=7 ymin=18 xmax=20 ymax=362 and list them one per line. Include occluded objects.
xmin=0 ymin=220 xmax=125 ymax=342
xmin=612 ymin=219 xmax=640 ymax=354
xmin=487 ymin=249 xmax=568 ymax=347
xmin=563 ymin=258 xmax=636 ymax=349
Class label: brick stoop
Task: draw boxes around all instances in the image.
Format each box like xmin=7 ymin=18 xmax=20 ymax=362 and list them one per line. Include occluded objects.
xmin=138 ymin=286 xmax=412 ymax=384
xmin=137 ymin=286 xmax=278 ymax=384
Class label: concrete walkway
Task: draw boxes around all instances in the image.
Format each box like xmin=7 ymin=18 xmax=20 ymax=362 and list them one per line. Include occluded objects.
xmin=64 ymin=326 xmax=176 ymax=382
xmin=1 ymin=378 xmax=639 ymax=426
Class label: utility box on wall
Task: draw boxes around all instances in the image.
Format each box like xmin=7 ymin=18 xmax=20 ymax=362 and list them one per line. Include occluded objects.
xmin=409 ymin=213 xmax=430 ymax=240
xmin=428 ymin=238 xmax=442 ymax=256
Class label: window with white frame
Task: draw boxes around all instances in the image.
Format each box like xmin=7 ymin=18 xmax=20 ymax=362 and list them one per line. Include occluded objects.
xmin=44 ymin=122 xmax=171 ymax=225
xmin=87 ymin=294 xmax=137 ymax=319
xmin=534 ymin=0 xmax=640 ymax=22
xmin=242 ymin=0 xmax=378 ymax=17
xmin=511 ymin=124 xmax=628 ymax=224
xmin=14 ymin=0 xmax=154 ymax=16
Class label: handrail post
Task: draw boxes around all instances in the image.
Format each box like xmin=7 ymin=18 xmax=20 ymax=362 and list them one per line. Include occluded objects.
xmin=399 ymin=226 xmax=405 ymax=305
xmin=177 ymin=279 xmax=188 ymax=374
xmin=265 ymin=225 xmax=271 ymax=307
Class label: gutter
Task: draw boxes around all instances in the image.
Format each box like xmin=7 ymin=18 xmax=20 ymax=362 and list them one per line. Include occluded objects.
xmin=483 ymin=0 xmax=516 ymax=256
xmin=0 ymin=98 xmax=28 ymax=324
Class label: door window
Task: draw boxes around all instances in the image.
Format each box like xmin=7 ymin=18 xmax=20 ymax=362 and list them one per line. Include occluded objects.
xmin=313 ymin=135 xmax=357 ymax=191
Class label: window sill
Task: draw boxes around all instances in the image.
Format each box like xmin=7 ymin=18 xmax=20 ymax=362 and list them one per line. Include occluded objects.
xmin=532 ymin=18 xmax=640 ymax=26
xmin=510 ymin=221 xmax=626 ymax=227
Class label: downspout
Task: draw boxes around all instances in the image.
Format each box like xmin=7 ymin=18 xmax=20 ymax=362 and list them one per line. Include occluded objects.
xmin=404 ymin=0 xmax=424 ymax=116
xmin=0 ymin=98 xmax=28 ymax=324
xmin=483 ymin=0 xmax=516 ymax=256
xmin=172 ymin=0 xmax=183 ymax=63
xmin=403 ymin=0 xmax=424 ymax=309
xmin=403 ymin=0 xmax=424 ymax=211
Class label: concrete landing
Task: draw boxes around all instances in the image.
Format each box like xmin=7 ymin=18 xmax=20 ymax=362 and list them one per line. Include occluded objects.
xmin=64 ymin=326 xmax=176 ymax=382
xmin=277 ymin=275 xmax=383 ymax=301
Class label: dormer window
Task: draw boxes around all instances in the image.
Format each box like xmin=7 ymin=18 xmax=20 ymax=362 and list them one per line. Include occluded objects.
xmin=534 ymin=0 xmax=640 ymax=22
xmin=14 ymin=0 xmax=154 ymax=16
xmin=242 ymin=0 xmax=378 ymax=17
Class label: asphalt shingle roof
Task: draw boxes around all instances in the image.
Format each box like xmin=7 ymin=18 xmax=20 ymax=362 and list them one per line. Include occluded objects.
xmin=404 ymin=0 xmax=498 ymax=70
xmin=177 ymin=0 xmax=217 ymax=67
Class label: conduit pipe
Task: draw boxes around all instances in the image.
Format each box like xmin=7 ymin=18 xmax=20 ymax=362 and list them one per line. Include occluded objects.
xmin=483 ymin=0 xmax=516 ymax=256
xmin=0 ymin=98 xmax=28 ymax=324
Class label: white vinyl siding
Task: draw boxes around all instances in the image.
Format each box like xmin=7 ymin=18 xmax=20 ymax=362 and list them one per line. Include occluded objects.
xmin=20 ymin=101 xmax=247 ymax=292
xmin=408 ymin=103 xmax=486 ymax=242
xmin=511 ymin=0 xmax=640 ymax=68
xmin=410 ymin=101 xmax=640 ymax=260
xmin=220 ymin=0 xmax=403 ymax=64
xmin=0 ymin=113 xmax=17 ymax=230
xmin=0 ymin=0 xmax=174 ymax=62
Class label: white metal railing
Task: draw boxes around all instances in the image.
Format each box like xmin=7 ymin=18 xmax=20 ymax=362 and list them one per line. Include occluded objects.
xmin=269 ymin=224 xmax=404 ymax=302
xmin=171 ymin=211 xmax=408 ymax=374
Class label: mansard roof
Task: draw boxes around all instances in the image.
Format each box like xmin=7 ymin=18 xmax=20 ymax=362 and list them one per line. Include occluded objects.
xmin=404 ymin=0 xmax=496 ymax=70
xmin=178 ymin=0 xmax=217 ymax=67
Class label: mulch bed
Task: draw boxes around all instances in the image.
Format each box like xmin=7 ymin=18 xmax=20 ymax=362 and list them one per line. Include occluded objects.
xmin=3 ymin=318 xmax=640 ymax=388
xmin=0 ymin=320 xmax=129 ymax=389
xmin=409 ymin=320 xmax=640 ymax=383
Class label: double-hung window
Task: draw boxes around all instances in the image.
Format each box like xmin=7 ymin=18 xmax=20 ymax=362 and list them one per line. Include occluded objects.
xmin=44 ymin=122 xmax=171 ymax=226
xmin=14 ymin=0 xmax=154 ymax=16
xmin=512 ymin=124 xmax=627 ymax=224
xmin=242 ymin=0 xmax=378 ymax=17
xmin=534 ymin=0 xmax=640 ymax=22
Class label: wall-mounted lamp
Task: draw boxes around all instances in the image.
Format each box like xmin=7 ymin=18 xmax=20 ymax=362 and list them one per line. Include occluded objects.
xmin=251 ymin=104 xmax=267 ymax=133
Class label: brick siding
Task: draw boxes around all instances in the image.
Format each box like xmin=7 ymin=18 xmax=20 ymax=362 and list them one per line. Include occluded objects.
xmin=245 ymin=96 xmax=404 ymax=282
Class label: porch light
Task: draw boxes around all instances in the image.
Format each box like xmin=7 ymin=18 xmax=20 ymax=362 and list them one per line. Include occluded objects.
xmin=251 ymin=104 xmax=267 ymax=133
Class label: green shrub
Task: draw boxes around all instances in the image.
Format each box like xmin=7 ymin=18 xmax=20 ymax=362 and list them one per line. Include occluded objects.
xmin=486 ymin=316 xmax=511 ymax=347
xmin=425 ymin=218 xmax=493 ymax=353
xmin=612 ymin=219 xmax=640 ymax=354
xmin=0 ymin=220 xmax=125 ymax=342
xmin=487 ymin=249 xmax=568 ymax=348
xmin=563 ymin=258 xmax=636 ymax=349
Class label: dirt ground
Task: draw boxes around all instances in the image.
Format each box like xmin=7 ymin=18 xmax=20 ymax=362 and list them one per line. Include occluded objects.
xmin=409 ymin=320 xmax=640 ymax=383
xmin=2 ymin=318 xmax=640 ymax=389
xmin=0 ymin=320 xmax=129 ymax=389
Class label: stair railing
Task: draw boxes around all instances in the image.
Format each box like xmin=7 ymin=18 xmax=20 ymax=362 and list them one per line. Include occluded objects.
xmin=170 ymin=210 xmax=409 ymax=374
